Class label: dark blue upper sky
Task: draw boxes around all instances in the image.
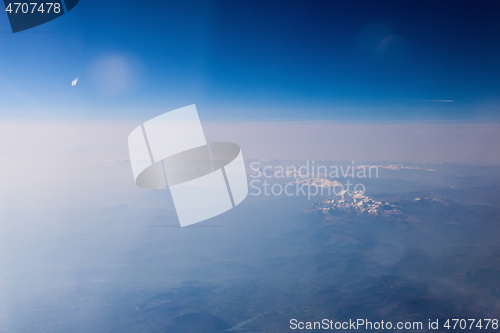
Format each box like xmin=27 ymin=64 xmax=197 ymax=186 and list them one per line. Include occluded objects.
xmin=0 ymin=0 xmax=499 ymax=121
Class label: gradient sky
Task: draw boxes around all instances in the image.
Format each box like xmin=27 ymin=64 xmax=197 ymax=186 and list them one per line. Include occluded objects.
xmin=0 ymin=0 xmax=499 ymax=121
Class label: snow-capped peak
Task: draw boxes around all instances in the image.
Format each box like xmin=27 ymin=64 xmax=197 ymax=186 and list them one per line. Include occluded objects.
xmin=309 ymin=190 xmax=403 ymax=217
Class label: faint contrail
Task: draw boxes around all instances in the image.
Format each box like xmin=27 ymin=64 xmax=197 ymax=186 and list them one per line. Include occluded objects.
xmin=414 ymin=99 xmax=454 ymax=102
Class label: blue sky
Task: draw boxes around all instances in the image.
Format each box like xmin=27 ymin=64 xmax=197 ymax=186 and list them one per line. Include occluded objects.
xmin=0 ymin=0 xmax=499 ymax=121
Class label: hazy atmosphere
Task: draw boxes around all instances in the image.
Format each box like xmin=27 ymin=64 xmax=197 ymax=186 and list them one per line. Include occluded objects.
xmin=1 ymin=1 xmax=500 ymax=332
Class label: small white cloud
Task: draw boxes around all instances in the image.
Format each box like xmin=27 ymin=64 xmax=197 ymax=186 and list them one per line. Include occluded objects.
xmin=103 ymin=159 xmax=129 ymax=167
